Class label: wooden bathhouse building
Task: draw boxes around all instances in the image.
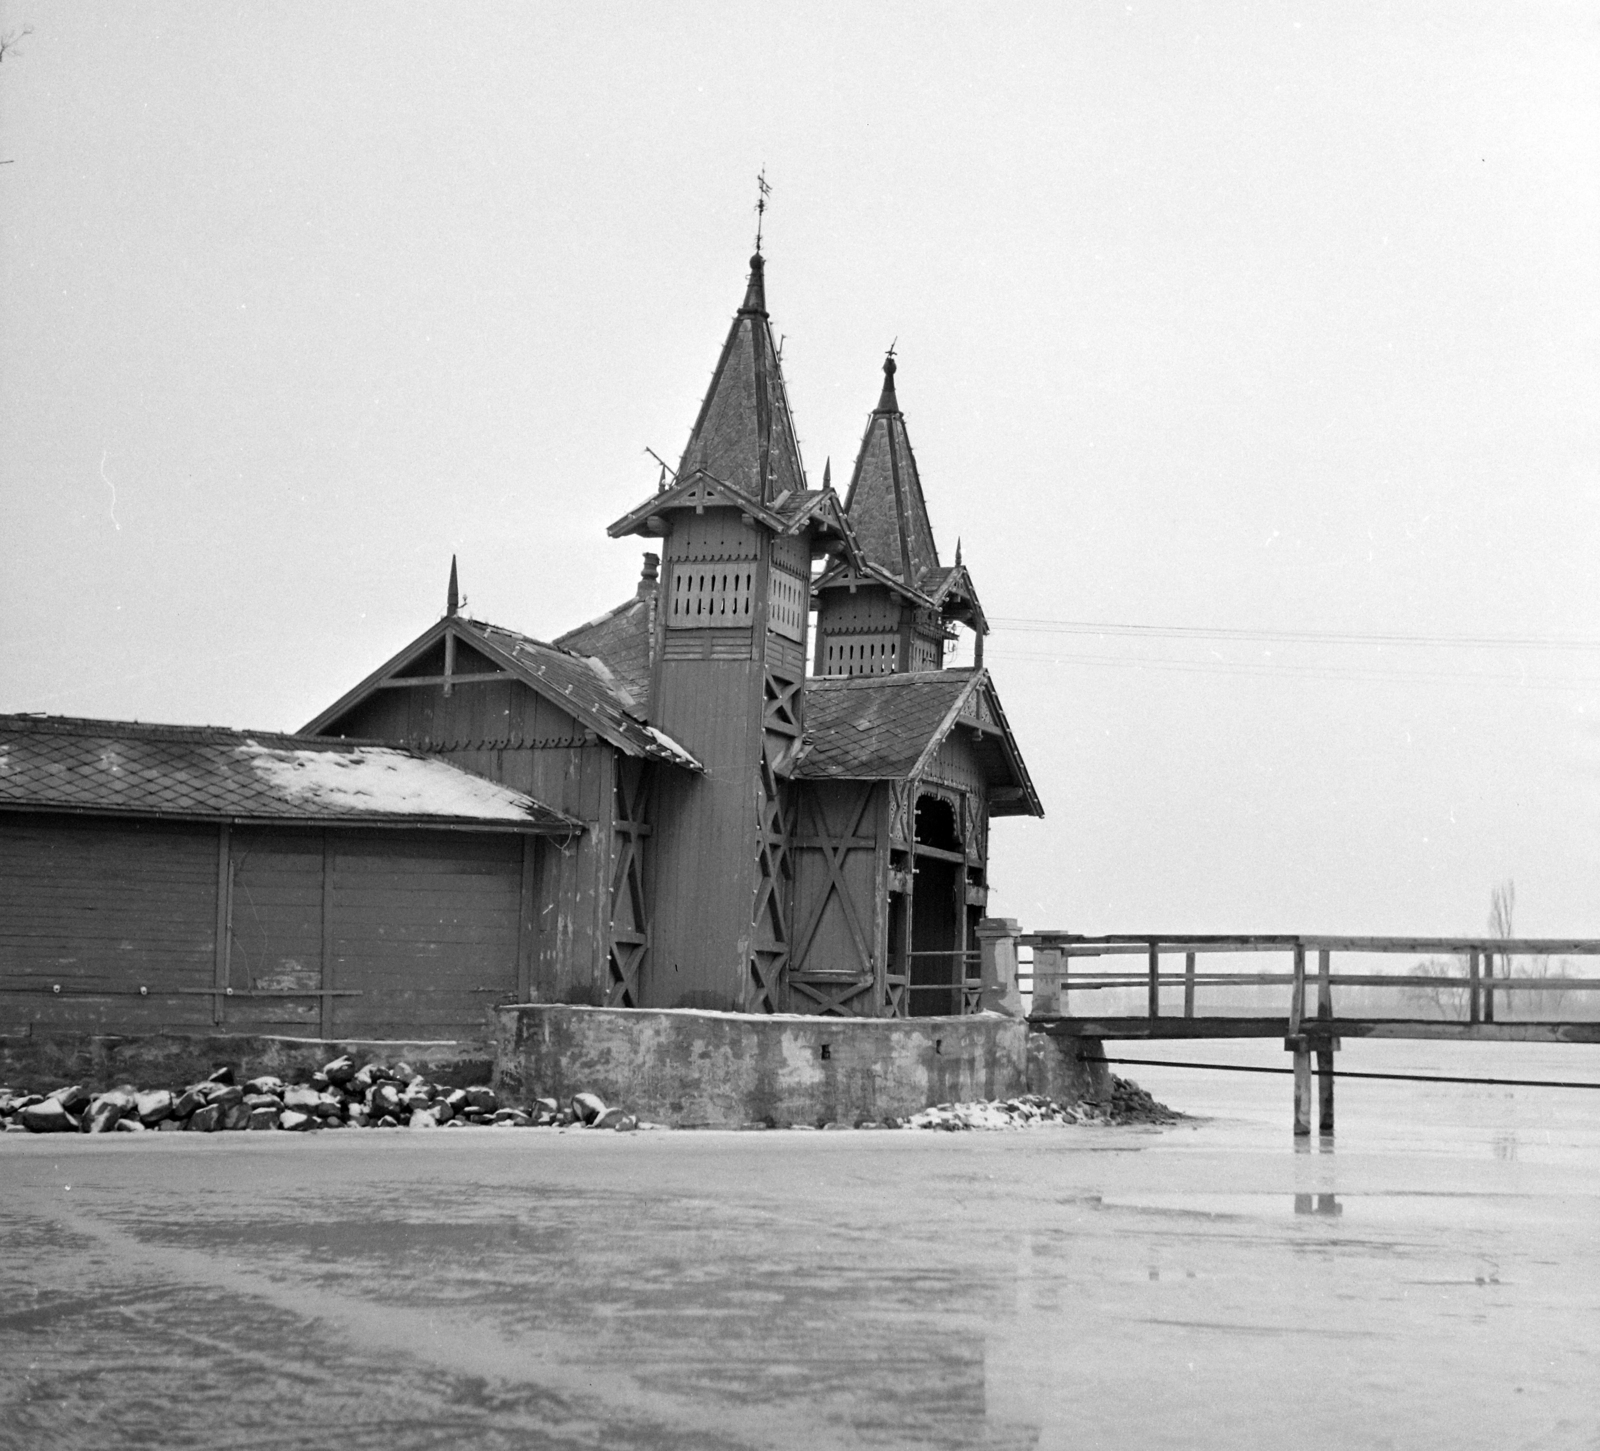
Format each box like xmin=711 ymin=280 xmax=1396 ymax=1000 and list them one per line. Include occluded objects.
xmin=0 ymin=254 xmax=1040 ymax=1042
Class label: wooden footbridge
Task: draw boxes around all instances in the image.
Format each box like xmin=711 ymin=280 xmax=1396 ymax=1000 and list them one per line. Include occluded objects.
xmin=1020 ymin=933 xmax=1600 ymax=1135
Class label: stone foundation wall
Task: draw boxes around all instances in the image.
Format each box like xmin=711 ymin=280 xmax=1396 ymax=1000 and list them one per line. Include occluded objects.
xmin=0 ymin=1031 xmax=493 ymax=1095
xmin=495 ymin=1004 xmax=1030 ymax=1127
xmin=3 ymin=1018 xmax=1115 ymax=1128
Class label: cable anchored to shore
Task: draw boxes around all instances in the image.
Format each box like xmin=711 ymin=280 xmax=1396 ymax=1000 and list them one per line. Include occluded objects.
xmin=1088 ymin=1056 xmax=1600 ymax=1091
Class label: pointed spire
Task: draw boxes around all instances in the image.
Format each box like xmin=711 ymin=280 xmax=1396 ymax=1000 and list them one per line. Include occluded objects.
xmin=446 ymin=556 xmax=459 ymax=617
xmin=875 ymin=353 xmax=899 ymax=414
xmin=821 ymin=457 xmax=832 ymax=492
xmin=675 ymin=255 xmax=806 ymax=504
xmin=954 ymin=537 xmax=962 ymax=568
xmin=842 ymin=353 xmax=940 ymax=586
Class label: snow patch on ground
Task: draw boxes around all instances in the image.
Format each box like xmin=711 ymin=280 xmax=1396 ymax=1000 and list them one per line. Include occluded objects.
xmin=238 ymin=743 xmax=537 ymax=820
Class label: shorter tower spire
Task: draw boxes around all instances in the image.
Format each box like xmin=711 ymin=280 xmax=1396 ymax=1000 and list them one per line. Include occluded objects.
xmin=446 ymin=556 xmax=459 ymax=617
xmin=821 ymin=457 xmax=832 ymax=492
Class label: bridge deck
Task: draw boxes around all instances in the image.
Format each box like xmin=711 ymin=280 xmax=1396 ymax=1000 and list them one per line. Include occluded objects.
xmin=1031 ymin=1016 xmax=1600 ymax=1044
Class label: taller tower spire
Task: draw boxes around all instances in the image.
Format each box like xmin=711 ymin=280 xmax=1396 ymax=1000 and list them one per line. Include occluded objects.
xmin=676 ymin=255 xmax=805 ymax=504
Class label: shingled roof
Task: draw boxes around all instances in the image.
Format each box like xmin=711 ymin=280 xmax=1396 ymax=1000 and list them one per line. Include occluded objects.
xmin=553 ymin=591 xmax=654 ymax=715
xmin=792 ymin=669 xmax=1042 ymax=816
xmin=0 ymin=715 xmax=582 ymax=831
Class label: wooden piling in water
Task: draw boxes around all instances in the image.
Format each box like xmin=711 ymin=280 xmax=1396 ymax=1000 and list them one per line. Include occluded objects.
xmin=1316 ymin=1045 xmax=1335 ymax=1133
xmin=1289 ymin=1034 xmax=1312 ymax=1136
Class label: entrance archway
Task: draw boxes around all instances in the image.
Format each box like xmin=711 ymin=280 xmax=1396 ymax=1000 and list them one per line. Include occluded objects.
xmin=909 ymin=794 xmax=962 ymax=1016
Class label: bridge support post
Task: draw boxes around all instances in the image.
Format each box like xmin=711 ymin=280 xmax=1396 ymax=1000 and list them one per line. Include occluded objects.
xmin=1287 ymin=1034 xmax=1312 ymax=1136
xmin=1316 ymin=1043 xmax=1335 ymax=1134
xmin=1025 ymin=1027 xmax=1110 ymax=1107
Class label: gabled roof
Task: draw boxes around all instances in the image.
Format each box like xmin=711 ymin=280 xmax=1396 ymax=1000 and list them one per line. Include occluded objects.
xmin=920 ymin=561 xmax=988 ymax=633
xmin=0 ymin=714 xmax=582 ymax=832
xmin=811 ymin=552 xmax=938 ymax=610
xmin=301 ymin=616 xmax=701 ymax=771
xmin=608 ymin=467 xmax=857 ymax=545
xmin=843 ymin=356 xmax=941 ymax=588
xmin=791 ymin=669 xmax=1042 ymax=816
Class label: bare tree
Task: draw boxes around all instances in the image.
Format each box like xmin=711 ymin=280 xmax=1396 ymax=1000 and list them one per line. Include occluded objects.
xmin=1405 ymin=954 xmax=1470 ymax=1019
xmin=0 ymin=24 xmax=31 ymax=65
xmin=0 ymin=23 xmax=30 ymax=167
xmin=1486 ymin=878 xmax=1515 ymax=1014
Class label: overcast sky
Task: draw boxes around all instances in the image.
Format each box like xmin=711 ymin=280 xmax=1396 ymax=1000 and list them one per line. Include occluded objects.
xmin=2 ymin=3 xmax=1597 ymax=938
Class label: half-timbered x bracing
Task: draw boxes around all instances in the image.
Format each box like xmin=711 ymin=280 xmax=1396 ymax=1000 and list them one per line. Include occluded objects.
xmin=786 ymin=668 xmax=1039 ymax=1016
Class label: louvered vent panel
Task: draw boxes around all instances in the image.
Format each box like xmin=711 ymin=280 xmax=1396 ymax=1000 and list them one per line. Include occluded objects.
xmin=821 ymin=635 xmax=900 ymax=677
xmin=667 ymin=564 xmax=755 ymax=628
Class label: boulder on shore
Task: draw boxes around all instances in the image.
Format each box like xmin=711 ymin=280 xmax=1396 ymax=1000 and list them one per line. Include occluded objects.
xmin=135 ymin=1089 xmax=173 ymax=1125
xmin=21 ymin=1100 xmax=78 ymax=1133
xmin=47 ymin=1083 xmax=91 ymax=1114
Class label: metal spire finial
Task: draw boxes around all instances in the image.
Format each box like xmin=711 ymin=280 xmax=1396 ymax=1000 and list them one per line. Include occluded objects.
xmin=754 ymin=167 xmax=771 ymax=255
xmin=446 ymin=555 xmax=460 ymax=617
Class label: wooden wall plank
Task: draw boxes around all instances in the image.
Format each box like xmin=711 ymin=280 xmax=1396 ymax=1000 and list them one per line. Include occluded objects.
xmin=0 ymin=814 xmax=218 ymax=1030
xmin=329 ymin=829 xmax=522 ymax=1039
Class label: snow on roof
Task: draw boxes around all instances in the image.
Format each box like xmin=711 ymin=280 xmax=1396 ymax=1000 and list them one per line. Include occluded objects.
xmin=642 ymin=725 xmax=702 ymax=771
xmin=237 ymin=744 xmax=540 ymax=821
xmin=0 ymin=714 xmax=581 ymax=830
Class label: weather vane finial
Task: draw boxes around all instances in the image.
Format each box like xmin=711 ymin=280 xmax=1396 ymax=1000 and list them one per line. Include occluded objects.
xmin=754 ymin=167 xmax=772 ymax=255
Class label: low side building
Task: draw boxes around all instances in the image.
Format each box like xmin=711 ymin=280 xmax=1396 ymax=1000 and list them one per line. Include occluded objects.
xmin=0 ymin=715 xmax=581 ymax=1041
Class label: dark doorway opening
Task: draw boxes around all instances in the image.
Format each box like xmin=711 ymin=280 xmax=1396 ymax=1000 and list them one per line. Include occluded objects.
xmin=909 ymin=795 xmax=962 ymax=1017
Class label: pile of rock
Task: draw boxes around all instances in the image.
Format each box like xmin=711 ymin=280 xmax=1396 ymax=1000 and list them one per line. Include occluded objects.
xmin=904 ymin=1079 xmax=1181 ymax=1131
xmin=0 ymin=1057 xmax=640 ymax=1135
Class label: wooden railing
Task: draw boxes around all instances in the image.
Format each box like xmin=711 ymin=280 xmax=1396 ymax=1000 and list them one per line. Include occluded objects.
xmin=903 ymin=949 xmax=984 ymax=1016
xmin=1017 ymin=934 xmax=1600 ymax=1031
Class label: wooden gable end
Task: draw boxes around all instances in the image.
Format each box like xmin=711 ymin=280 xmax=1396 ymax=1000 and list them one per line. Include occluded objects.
xmin=322 ymin=671 xmax=592 ymax=754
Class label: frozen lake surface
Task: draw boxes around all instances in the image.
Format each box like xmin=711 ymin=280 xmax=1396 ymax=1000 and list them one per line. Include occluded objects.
xmin=2 ymin=1039 xmax=1598 ymax=1449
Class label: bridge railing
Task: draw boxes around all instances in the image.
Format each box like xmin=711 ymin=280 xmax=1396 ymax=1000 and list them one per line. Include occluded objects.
xmin=1015 ymin=934 xmax=1600 ymax=1030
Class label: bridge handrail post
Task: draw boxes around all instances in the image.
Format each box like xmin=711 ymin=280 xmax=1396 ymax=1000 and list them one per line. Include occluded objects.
xmin=1289 ymin=943 xmax=1306 ymax=1035
xmin=1147 ymin=942 xmax=1160 ymax=1021
xmin=976 ymin=918 xmax=1023 ymax=1017
xmin=1031 ymin=944 xmax=1064 ymax=1017
xmin=1183 ymin=951 xmax=1196 ymax=1019
xmin=1469 ymin=950 xmax=1481 ymax=1025
xmin=1317 ymin=948 xmax=1332 ymax=1020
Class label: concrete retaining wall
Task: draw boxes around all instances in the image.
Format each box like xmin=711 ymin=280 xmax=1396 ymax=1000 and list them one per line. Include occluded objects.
xmin=0 ymin=1032 xmax=493 ymax=1094
xmin=1026 ymin=1028 xmax=1112 ymax=1106
xmin=495 ymin=1004 xmax=1029 ymax=1127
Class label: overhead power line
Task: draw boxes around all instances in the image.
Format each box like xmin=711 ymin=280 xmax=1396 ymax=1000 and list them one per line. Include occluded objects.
xmin=981 ymin=645 xmax=1600 ymax=692
xmin=988 ymin=617 xmax=1600 ymax=652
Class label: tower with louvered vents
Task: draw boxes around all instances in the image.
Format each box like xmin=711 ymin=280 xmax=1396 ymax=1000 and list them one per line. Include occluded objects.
xmin=607 ymin=255 xmax=857 ymax=1012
